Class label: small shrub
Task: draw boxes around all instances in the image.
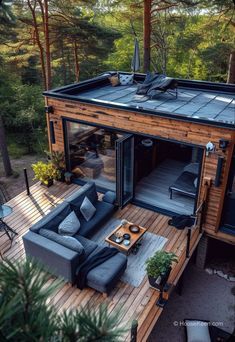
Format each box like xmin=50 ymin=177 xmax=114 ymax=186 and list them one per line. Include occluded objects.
xmin=32 ymin=161 xmax=59 ymax=185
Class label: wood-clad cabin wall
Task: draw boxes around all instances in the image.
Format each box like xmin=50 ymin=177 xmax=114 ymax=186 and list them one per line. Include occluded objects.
xmin=46 ymin=97 xmax=235 ymax=244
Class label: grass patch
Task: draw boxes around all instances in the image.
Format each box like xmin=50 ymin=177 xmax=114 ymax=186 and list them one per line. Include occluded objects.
xmin=6 ymin=131 xmax=48 ymax=158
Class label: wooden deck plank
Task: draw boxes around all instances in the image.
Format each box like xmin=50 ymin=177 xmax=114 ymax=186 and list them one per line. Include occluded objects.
xmin=0 ymin=182 xmax=202 ymax=341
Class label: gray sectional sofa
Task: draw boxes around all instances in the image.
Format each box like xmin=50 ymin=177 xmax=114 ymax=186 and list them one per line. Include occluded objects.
xmin=23 ymin=182 xmax=127 ymax=295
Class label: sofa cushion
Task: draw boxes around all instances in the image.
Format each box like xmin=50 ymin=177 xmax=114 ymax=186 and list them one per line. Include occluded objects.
xmin=30 ymin=202 xmax=72 ymax=233
xmin=39 ymin=229 xmax=84 ymax=255
xmin=80 ymin=196 xmax=96 ymax=222
xmin=184 ymin=320 xmax=211 ymax=342
xmin=102 ymin=191 xmax=116 ymax=205
xmin=58 ymin=211 xmax=80 ymax=236
xmin=85 ymin=246 xmax=127 ymax=294
xmin=78 ymin=201 xmax=114 ymax=237
xmin=65 ymin=182 xmax=98 ymax=216
xmin=74 ymin=235 xmax=98 ymax=258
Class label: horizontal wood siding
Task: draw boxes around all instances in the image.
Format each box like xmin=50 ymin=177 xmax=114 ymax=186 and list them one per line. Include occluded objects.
xmin=46 ymin=97 xmax=235 ymax=244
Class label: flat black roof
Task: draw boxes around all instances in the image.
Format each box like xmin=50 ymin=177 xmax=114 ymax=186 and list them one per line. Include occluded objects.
xmin=44 ymin=72 xmax=235 ymax=129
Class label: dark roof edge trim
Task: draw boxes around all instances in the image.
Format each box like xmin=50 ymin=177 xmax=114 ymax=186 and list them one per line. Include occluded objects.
xmin=44 ymin=71 xmax=235 ymax=95
xmin=43 ymin=91 xmax=235 ymax=130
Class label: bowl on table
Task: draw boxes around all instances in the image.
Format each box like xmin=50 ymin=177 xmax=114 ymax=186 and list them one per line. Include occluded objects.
xmin=129 ymin=225 xmax=140 ymax=233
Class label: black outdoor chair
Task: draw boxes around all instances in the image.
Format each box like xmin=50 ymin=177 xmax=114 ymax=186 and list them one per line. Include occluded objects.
xmin=136 ymin=72 xmax=178 ymax=99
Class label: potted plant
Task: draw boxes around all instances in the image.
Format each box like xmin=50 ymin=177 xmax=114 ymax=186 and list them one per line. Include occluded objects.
xmin=45 ymin=151 xmax=66 ymax=182
xmin=32 ymin=161 xmax=59 ymax=187
xmin=145 ymin=251 xmax=178 ymax=290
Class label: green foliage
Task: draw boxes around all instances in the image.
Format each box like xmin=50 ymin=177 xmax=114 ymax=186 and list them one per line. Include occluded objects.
xmin=0 ymin=258 xmax=126 ymax=341
xmin=0 ymin=258 xmax=61 ymax=340
xmin=32 ymin=161 xmax=59 ymax=184
xmin=59 ymin=304 xmax=126 ymax=341
xmin=145 ymin=251 xmax=178 ymax=278
xmin=46 ymin=150 xmax=66 ymax=170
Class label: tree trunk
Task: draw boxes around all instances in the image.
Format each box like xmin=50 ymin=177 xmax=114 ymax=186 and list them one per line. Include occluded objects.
xmin=61 ymin=40 xmax=67 ymax=84
xmin=44 ymin=0 xmax=51 ymax=90
xmin=227 ymin=51 xmax=235 ymax=84
xmin=143 ymin=0 xmax=152 ymax=73
xmin=74 ymin=41 xmax=80 ymax=82
xmin=0 ymin=116 xmax=12 ymax=177
xmin=27 ymin=0 xmax=47 ymax=90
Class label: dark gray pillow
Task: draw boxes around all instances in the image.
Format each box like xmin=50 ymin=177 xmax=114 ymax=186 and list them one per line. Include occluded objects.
xmin=39 ymin=229 xmax=84 ymax=254
xmin=58 ymin=211 xmax=80 ymax=236
xmin=80 ymin=196 xmax=96 ymax=222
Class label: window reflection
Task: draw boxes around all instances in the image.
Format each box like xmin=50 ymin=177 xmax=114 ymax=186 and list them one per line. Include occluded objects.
xmin=67 ymin=121 xmax=122 ymax=191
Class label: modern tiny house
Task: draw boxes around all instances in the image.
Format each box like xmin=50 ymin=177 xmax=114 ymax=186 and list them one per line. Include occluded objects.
xmin=43 ymin=72 xmax=235 ymax=245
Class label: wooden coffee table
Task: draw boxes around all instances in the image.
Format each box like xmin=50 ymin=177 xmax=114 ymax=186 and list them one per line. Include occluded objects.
xmin=105 ymin=221 xmax=147 ymax=254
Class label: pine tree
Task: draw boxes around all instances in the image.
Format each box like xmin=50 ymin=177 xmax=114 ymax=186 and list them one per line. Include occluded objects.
xmin=0 ymin=258 xmax=126 ymax=341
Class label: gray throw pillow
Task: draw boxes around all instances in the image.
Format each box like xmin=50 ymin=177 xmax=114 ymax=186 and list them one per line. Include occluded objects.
xmin=119 ymin=73 xmax=134 ymax=85
xmin=39 ymin=228 xmax=84 ymax=254
xmin=80 ymin=196 xmax=96 ymax=222
xmin=185 ymin=320 xmax=211 ymax=342
xmin=58 ymin=211 xmax=80 ymax=236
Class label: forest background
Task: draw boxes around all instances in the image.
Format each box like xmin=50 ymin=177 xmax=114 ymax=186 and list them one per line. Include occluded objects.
xmin=0 ymin=0 xmax=234 ymax=195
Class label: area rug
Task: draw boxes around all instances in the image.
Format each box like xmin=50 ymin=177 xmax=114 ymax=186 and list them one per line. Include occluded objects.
xmin=91 ymin=218 xmax=168 ymax=287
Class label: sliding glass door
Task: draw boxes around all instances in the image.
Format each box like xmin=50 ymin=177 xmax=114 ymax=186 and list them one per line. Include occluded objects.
xmin=65 ymin=120 xmax=123 ymax=191
xmin=116 ymin=134 xmax=134 ymax=208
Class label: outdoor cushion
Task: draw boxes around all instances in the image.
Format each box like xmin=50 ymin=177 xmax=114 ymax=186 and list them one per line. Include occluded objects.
xmin=169 ymin=171 xmax=197 ymax=198
xmin=119 ymin=73 xmax=134 ymax=85
xmin=74 ymin=235 xmax=98 ymax=258
xmin=66 ymin=182 xmax=98 ymax=216
xmin=80 ymin=196 xmax=96 ymax=222
xmin=39 ymin=229 xmax=84 ymax=255
xmin=58 ymin=211 xmax=80 ymax=236
xmin=78 ymin=200 xmax=114 ymax=237
xmin=85 ymin=246 xmax=127 ymax=294
xmin=102 ymin=191 xmax=116 ymax=204
xmin=184 ymin=162 xmax=200 ymax=175
xmin=30 ymin=202 xmax=71 ymax=233
xmin=184 ymin=319 xmax=211 ymax=342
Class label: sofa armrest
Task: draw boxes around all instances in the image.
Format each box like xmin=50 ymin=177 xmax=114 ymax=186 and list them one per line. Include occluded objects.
xmin=102 ymin=191 xmax=116 ymax=205
xmin=23 ymin=231 xmax=80 ymax=284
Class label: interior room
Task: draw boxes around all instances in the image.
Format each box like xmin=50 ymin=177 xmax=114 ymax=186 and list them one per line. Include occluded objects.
xmin=134 ymin=137 xmax=203 ymax=215
xmin=66 ymin=121 xmax=122 ymax=191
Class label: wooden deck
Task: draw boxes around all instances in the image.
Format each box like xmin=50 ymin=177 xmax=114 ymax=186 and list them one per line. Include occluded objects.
xmin=0 ymin=182 xmax=202 ymax=341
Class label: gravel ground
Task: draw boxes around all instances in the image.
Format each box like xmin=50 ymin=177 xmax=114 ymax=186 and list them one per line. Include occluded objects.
xmin=0 ymin=155 xmax=46 ymax=199
xmin=148 ymin=263 xmax=235 ymax=342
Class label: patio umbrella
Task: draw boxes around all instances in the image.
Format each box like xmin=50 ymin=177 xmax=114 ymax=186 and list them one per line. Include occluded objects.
xmin=131 ymin=37 xmax=140 ymax=73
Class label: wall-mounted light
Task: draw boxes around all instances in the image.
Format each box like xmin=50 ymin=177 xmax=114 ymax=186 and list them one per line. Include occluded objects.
xmin=45 ymin=106 xmax=54 ymax=114
xmin=205 ymin=141 xmax=215 ymax=156
xmin=219 ymin=139 xmax=229 ymax=152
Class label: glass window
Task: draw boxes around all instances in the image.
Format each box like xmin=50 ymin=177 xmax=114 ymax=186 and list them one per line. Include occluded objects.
xmin=66 ymin=121 xmax=122 ymax=191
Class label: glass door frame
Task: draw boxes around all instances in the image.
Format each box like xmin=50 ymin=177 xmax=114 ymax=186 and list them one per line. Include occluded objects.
xmin=116 ymin=134 xmax=134 ymax=208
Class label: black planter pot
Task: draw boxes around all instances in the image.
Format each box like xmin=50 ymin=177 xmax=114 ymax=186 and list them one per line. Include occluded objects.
xmin=148 ymin=267 xmax=172 ymax=290
xmin=57 ymin=169 xmax=65 ymax=182
xmin=41 ymin=179 xmax=53 ymax=188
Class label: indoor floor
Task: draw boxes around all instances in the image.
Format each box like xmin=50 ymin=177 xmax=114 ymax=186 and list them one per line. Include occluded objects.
xmin=134 ymin=159 xmax=195 ymax=215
